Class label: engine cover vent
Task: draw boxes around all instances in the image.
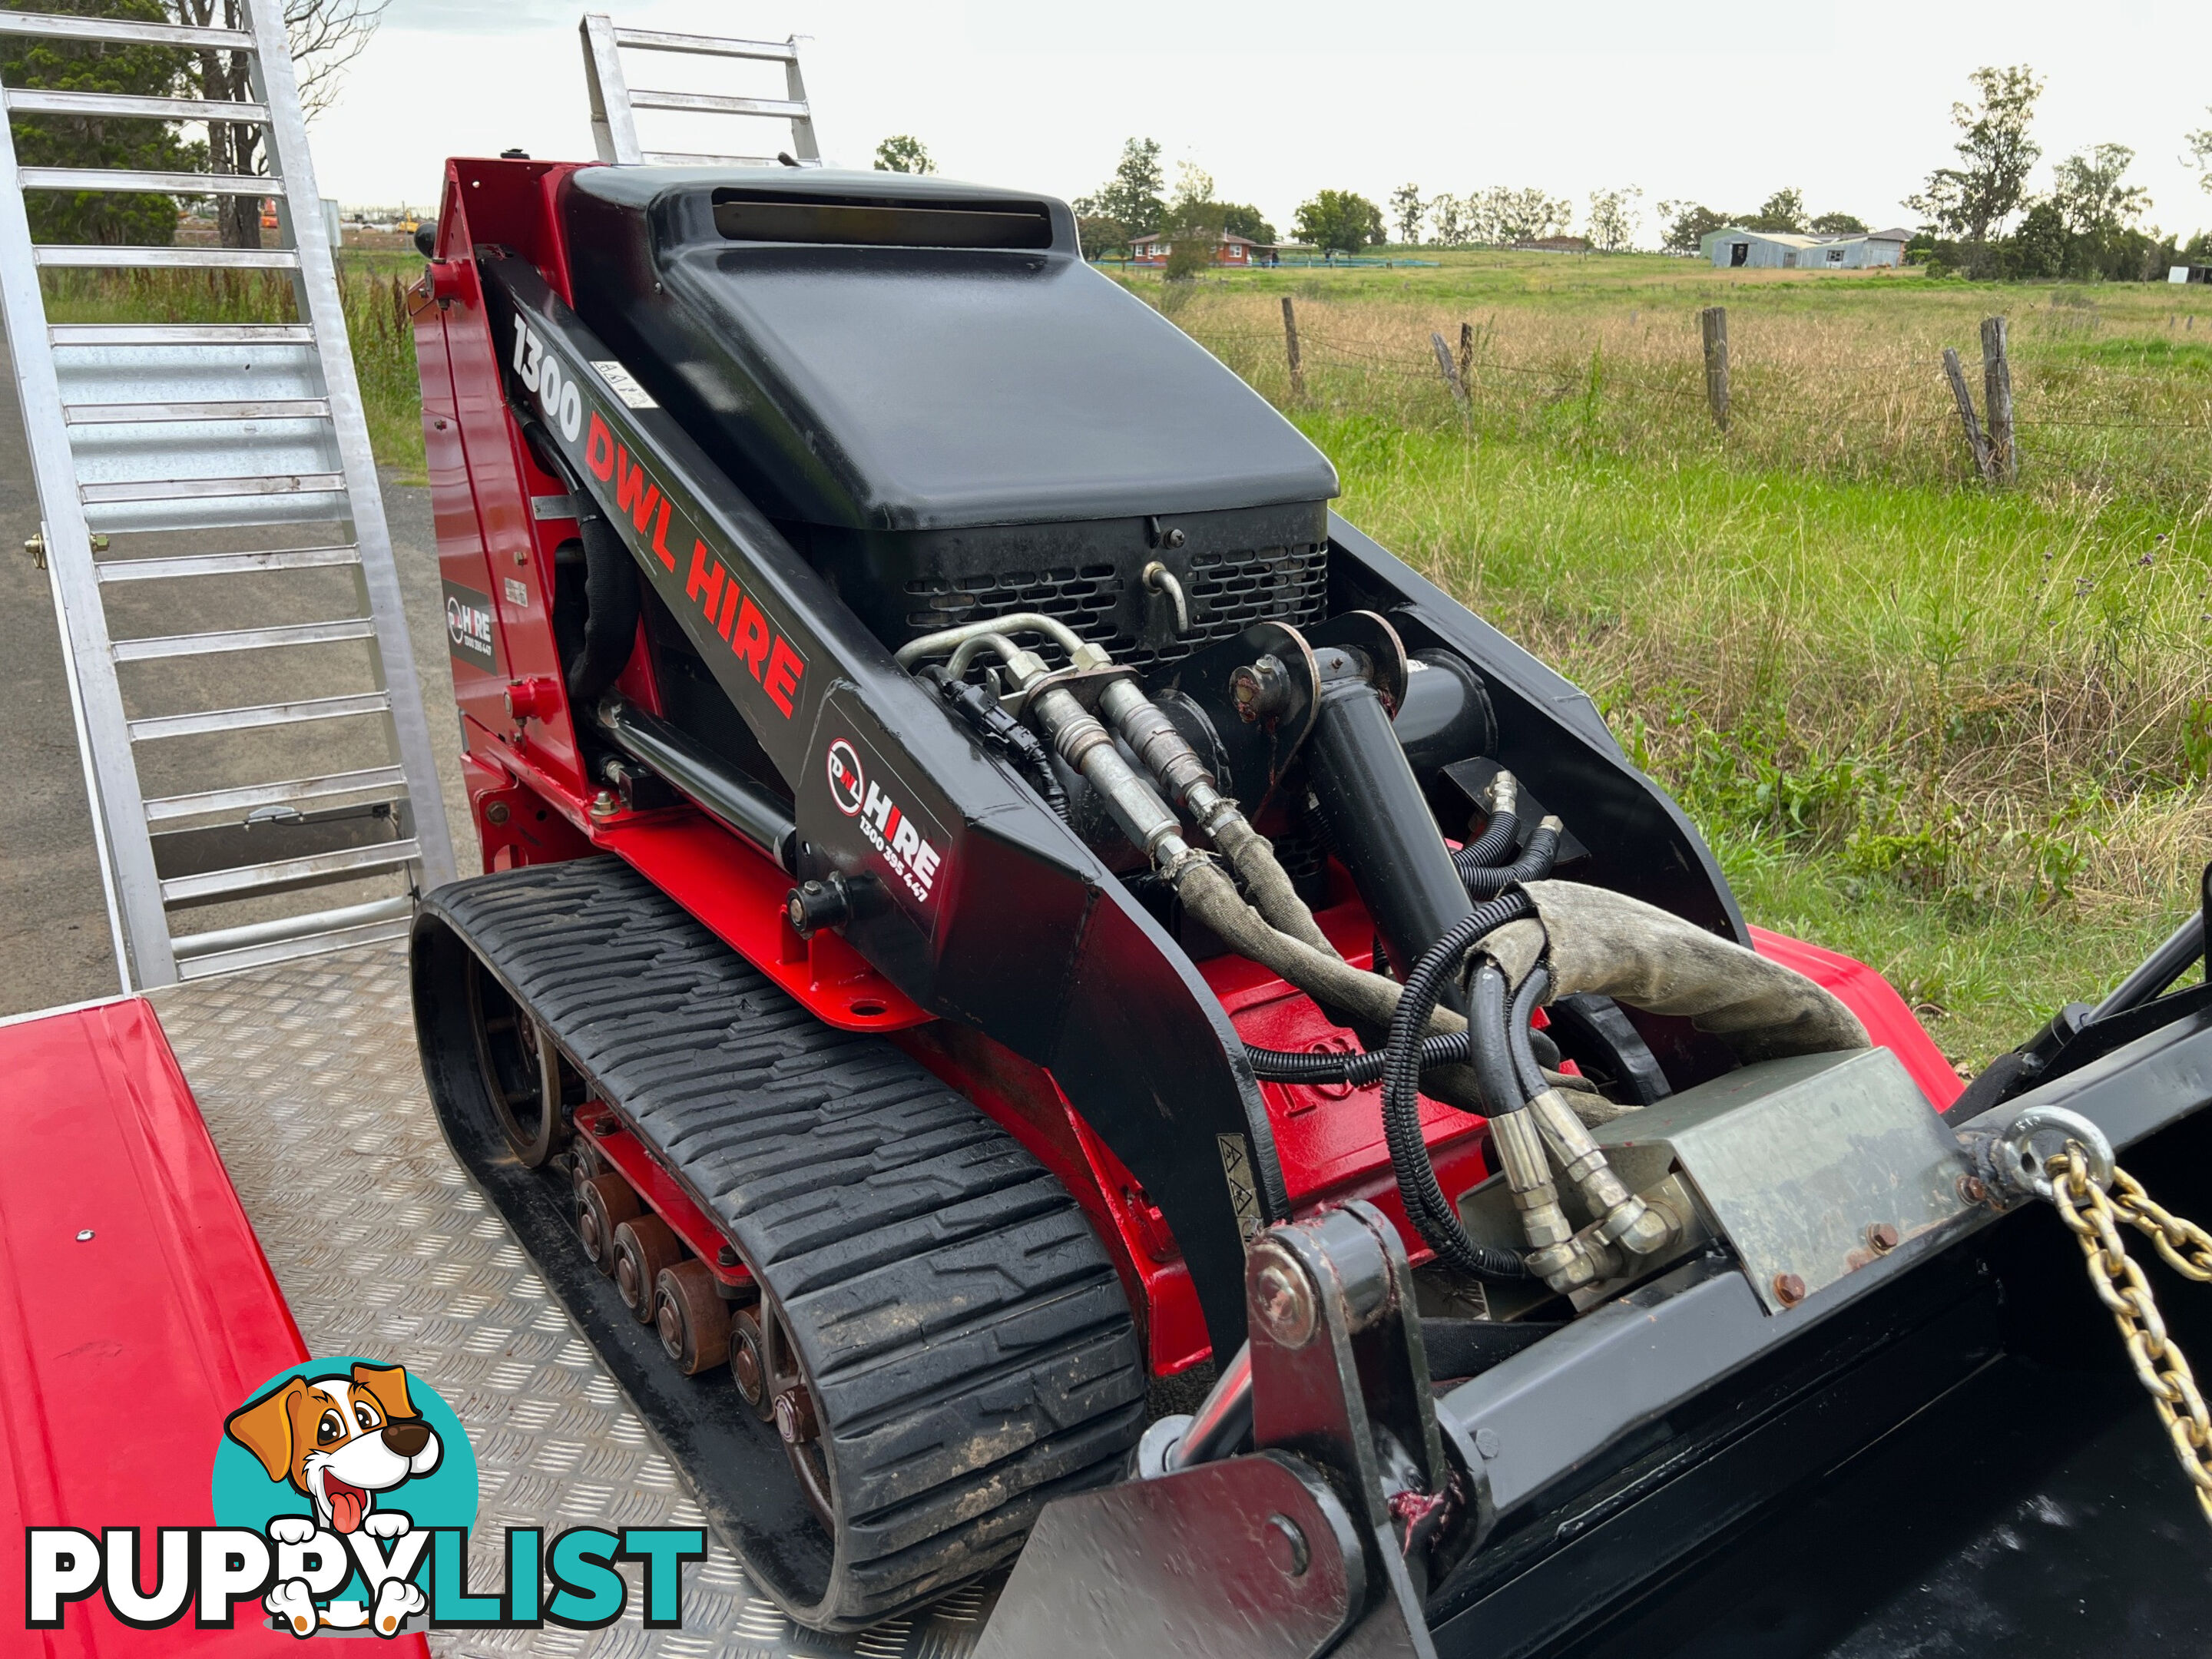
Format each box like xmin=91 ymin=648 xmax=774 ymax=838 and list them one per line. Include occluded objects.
xmin=897 ymin=538 xmax=1329 ymax=673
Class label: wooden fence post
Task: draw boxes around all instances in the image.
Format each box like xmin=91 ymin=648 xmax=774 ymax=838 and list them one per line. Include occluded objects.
xmin=1431 ymin=331 xmax=1470 ymax=412
xmin=1981 ymin=316 xmax=2015 ymax=482
xmin=1280 ymin=296 xmax=1304 ymax=399
xmin=1698 ymin=306 xmax=1729 ymax=431
xmin=1942 ymin=346 xmax=1995 ymax=481
xmin=1458 ymin=320 xmax=1475 ymax=386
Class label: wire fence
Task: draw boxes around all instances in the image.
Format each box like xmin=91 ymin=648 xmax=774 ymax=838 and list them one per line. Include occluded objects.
xmin=1152 ymin=290 xmax=2212 ymax=505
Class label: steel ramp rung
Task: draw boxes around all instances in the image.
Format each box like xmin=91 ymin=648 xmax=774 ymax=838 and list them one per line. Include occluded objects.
xmin=97 ymin=544 xmax=360 ymax=583
xmin=0 ymin=11 xmax=256 ymax=50
xmin=160 ymin=838 xmax=422 ymax=906
xmin=629 ymin=89 xmax=807 ymax=118
xmin=2 ymin=88 xmax=271 ymax=123
xmin=170 ymin=899 xmax=415 ymax=978
xmin=610 ymin=23 xmax=796 ymax=58
xmin=143 ymin=767 xmax=409 ymax=826
xmin=33 ymin=245 xmax=300 ymax=271
xmin=65 ymin=398 xmax=331 ymax=425
xmin=127 ymin=690 xmax=392 ymax=743
xmin=111 ymin=617 xmax=374 ymax=661
xmin=80 ymin=472 xmax=345 ymax=504
xmin=144 ymin=768 xmax=408 ymax=826
xmin=51 ymin=323 xmax=313 ymax=346
xmin=19 ymin=167 xmax=280 ymax=197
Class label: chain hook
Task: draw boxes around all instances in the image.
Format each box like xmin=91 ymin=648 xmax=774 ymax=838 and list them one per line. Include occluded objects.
xmin=2002 ymin=1104 xmax=2114 ymax=1202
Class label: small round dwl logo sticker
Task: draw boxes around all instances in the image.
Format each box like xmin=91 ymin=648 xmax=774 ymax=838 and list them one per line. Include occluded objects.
xmin=213 ymin=1357 xmax=480 ymax=1637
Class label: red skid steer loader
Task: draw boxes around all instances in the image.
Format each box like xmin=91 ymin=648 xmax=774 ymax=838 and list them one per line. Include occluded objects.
xmin=405 ymin=155 xmax=2212 ymax=1654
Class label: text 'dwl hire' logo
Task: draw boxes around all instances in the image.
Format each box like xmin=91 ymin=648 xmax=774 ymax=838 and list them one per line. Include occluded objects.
xmin=825 ymin=737 xmax=942 ymax=903
xmin=24 ymin=1356 xmax=704 ymax=1638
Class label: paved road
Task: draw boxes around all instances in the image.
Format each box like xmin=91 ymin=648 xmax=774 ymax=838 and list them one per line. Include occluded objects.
xmin=0 ymin=341 xmax=475 ymax=1019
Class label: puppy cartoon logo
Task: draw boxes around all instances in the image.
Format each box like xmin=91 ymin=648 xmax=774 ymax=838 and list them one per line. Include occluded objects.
xmin=826 ymin=737 xmax=866 ymax=816
xmin=212 ymin=1357 xmax=479 ymax=1638
xmin=228 ymin=1362 xmax=440 ymax=1557
xmin=27 ymin=1353 xmax=706 ymax=1637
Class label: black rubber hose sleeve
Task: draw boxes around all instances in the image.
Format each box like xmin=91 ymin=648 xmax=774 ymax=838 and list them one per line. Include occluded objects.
xmin=1467 ymin=964 xmax=1528 ymax=1118
xmin=1460 ymin=821 xmax=1561 ymax=897
xmin=1453 ymin=808 xmax=1521 ymax=876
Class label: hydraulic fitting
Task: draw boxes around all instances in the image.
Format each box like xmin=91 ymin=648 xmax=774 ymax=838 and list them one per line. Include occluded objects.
xmin=1528 ymin=1088 xmax=1676 ymax=1257
xmin=1031 ymin=686 xmax=1189 ymax=869
xmin=1490 ymin=1109 xmax=1608 ymax=1293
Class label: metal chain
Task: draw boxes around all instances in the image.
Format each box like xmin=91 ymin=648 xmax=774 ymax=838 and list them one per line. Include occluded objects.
xmin=2048 ymin=1144 xmax=2212 ymax=1524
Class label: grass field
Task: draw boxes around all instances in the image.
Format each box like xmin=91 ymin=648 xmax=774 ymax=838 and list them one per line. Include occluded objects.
xmin=45 ymin=249 xmax=2209 ymax=1070
xmin=1150 ymin=251 xmax=2212 ymax=1066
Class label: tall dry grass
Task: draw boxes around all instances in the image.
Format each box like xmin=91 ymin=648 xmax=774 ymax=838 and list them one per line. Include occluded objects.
xmin=1161 ymin=286 xmax=2212 ymax=508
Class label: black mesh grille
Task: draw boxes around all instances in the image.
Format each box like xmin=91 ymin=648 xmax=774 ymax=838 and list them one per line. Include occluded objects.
xmin=902 ymin=562 xmax=1125 ymax=658
xmin=900 ymin=542 xmax=1328 ymax=671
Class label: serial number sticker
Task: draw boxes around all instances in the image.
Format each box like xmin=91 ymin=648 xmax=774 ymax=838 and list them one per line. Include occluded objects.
xmin=502 ymin=577 xmax=528 ymax=607
xmin=590 ymin=359 xmax=659 ymax=409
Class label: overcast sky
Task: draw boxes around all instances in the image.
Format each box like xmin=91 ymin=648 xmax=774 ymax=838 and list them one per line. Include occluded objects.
xmin=313 ymin=0 xmax=2212 ymax=242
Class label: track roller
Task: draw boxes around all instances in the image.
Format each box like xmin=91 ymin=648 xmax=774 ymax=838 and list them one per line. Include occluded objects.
xmin=613 ymin=1214 xmax=680 ymax=1322
xmin=576 ymin=1173 xmax=637 ymax=1274
xmin=655 ymin=1261 xmax=732 ymax=1374
xmin=730 ymin=1304 xmax=773 ymax=1417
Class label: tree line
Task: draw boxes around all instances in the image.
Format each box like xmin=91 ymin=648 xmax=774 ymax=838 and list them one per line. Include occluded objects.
xmin=1033 ymin=65 xmax=2212 ymax=279
xmin=2 ymin=0 xmax=384 ymax=250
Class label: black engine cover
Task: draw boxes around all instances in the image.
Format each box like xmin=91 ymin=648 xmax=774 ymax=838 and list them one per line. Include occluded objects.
xmin=557 ymin=167 xmax=1338 ymax=667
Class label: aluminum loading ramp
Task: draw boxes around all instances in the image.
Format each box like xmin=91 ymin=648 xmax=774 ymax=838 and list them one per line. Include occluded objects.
xmin=0 ymin=0 xmax=455 ymax=993
xmin=150 ymin=942 xmax=1000 ymax=1659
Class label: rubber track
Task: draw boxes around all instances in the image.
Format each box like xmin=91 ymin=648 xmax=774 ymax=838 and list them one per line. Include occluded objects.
xmin=424 ymin=859 xmax=1147 ymax=1623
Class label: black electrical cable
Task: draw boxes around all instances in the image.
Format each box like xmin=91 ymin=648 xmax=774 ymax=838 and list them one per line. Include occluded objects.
xmin=1379 ymin=892 xmax=1536 ymax=1280
xmin=1243 ymin=1031 xmax=1469 ymax=1087
xmin=921 ymin=667 xmax=1071 ymax=820
xmin=1459 ymin=821 xmax=1560 ymax=898
xmin=1452 ymin=807 xmax=1521 ymax=879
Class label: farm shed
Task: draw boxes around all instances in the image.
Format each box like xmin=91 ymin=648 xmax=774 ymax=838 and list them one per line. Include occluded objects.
xmin=1701 ymin=226 xmax=1907 ymax=270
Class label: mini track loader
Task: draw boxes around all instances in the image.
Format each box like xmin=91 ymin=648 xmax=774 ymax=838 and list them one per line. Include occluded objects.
xmin=407 ymin=158 xmax=2212 ymax=1654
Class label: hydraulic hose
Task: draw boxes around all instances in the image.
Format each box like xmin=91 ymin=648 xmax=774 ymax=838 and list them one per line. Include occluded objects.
xmin=1454 ymin=808 xmax=1521 ymax=876
xmin=1506 ymin=965 xmax=1554 ymax=1099
xmin=565 ymin=505 xmax=641 ymax=707
xmin=1467 ymin=964 xmax=1528 ymax=1117
xmin=1379 ymin=892 xmax=1537 ymax=1280
xmin=1459 ymin=818 xmax=1561 ymax=898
